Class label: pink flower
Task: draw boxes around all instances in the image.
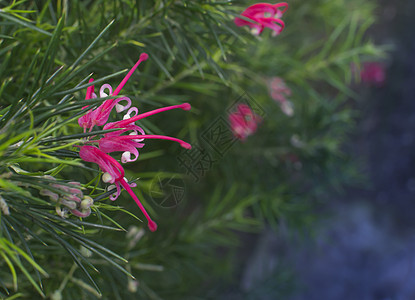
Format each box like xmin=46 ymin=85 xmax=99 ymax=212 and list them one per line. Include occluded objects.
xmin=234 ymin=2 xmax=288 ymax=36
xmin=229 ymin=104 xmax=262 ymax=141
xmin=267 ymin=77 xmax=294 ymax=116
xmin=77 ymin=53 xmax=192 ymax=232
xmin=360 ymin=62 xmax=386 ymax=86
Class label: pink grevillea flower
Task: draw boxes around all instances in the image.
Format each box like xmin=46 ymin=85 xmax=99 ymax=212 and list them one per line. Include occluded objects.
xmin=267 ymin=77 xmax=294 ymax=116
xmin=234 ymin=2 xmax=288 ymax=36
xmin=360 ymin=62 xmax=386 ymax=86
xmin=77 ymin=53 xmax=191 ymax=232
xmin=229 ymin=104 xmax=262 ymax=141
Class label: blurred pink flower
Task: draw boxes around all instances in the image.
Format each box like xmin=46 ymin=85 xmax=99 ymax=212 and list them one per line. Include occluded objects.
xmin=229 ymin=104 xmax=262 ymax=141
xmin=360 ymin=62 xmax=386 ymax=86
xmin=77 ymin=54 xmax=191 ymax=232
xmin=267 ymin=77 xmax=294 ymax=116
xmin=234 ymin=2 xmax=288 ymax=36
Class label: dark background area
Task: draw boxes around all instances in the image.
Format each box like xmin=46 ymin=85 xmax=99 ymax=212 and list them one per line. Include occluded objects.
xmin=234 ymin=1 xmax=415 ymax=299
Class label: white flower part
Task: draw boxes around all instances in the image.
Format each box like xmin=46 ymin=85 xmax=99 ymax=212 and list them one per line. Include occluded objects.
xmin=0 ymin=196 xmax=10 ymax=216
xmin=102 ymin=172 xmax=113 ymax=183
xmin=123 ymin=177 xmax=137 ymax=188
xmin=263 ymin=12 xmax=272 ymax=18
xmin=79 ymin=245 xmax=93 ymax=258
xmin=121 ymin=151 xmax=133 ymax=163
xmin=10 ymin=140 xmax=24 ymax=149
xmin=115 ymin=104 xmax=123 ymax=112
xmin=126 ymin=225 xmax=145 ymax=251
xmin=80 ymin=196 xmax=93 ymax=210
xmin=290 ymin=134 xmax=304 ymax=148
xmin=100 ymin=84 xmax=113 ymax=98
xmin=251 ymin=27 xmax=261 ymax=35
xmin=107 ymin=184 xmax=120 ymax=201
xmin=50 ymin=290 xmax=63 ymax=300
xmin=280 ymin=100 xmax=294 ymax=116
xmin=128 ymin=279 xmax=139 ymax=293
xmin=123 ymin=107 xmax=139 ymax=120
xmin=129 ymin=130 xmax=145 ymax=143
xmin=115 ymin=97 xmax=132 ymax=113
xmin=56 ymin=205 xmax=69 ymax=218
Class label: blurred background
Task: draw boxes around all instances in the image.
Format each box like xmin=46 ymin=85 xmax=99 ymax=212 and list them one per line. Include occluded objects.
xmin=237 ymin=1 xmax=415 ymax=299
xmin=1 ymin=0 xmax=415 ymax=299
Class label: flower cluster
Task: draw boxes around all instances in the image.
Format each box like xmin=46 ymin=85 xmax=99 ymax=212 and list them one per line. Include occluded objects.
xmin=229 ymin=104 xmax=262 ymax=141
xmin=267 ymin=77 xmax=294 ymax=116
xmin=78 ymin=53 xmax=191 ymax=232
xmin=234 ymin=2 xmax=288 ymax=36
xmin=39 ymin=176 xmax=93 ymax=218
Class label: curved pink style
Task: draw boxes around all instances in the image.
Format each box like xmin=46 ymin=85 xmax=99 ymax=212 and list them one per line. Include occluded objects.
xmin=234 ymin=2 xmax=288 ymax=36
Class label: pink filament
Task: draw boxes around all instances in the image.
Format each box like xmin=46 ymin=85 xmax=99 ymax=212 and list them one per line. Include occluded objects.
xmin=86 ymin=78 xmax=95 ymax=100
xmin=120 ymin=178 xmax=157 ymax=232
xmin=100 ymin=53 xmax=149 ymax=113
xmin=113 ymin=53 xmax=149 ymax=96
xmin=82 ymin=78 xmax=95 ymax=109
xmin=119 ymin=134 xmax=192 ymax=149
xmin=106 ymin=103 xmax=191 ymax=129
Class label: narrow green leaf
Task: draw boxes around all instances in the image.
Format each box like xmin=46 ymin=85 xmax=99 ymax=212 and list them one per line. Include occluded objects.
xmin=0 ymin=10 xmax=52 ymax=36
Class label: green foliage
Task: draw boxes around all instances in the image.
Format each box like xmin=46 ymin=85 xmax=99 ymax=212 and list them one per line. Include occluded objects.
xmin=0 ymin=0 xmax=384 ymax=298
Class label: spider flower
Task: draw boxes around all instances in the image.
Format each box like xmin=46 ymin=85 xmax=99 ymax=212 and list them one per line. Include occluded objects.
xmin=77 ymin=53 xmax=191 ymax=232
xmin=229 ymin=104 xmax=262 ymax=141
xmin=234 ymin=2 xmax=288 ymax=36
